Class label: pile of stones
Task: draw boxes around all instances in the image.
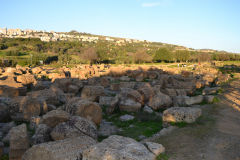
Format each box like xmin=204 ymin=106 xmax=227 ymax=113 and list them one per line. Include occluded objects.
xmin=0 ymin=64 xmax=227 ymax=159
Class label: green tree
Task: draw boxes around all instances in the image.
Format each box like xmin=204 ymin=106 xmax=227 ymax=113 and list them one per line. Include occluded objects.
xmin=174 ymin=50 xmax=190 ymax=62
xmin=153 ymin=48 xmax=172 ymax=62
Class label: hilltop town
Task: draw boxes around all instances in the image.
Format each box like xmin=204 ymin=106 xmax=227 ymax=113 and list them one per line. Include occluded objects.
xmin=0 ymin=27 xmax=147 ymax=45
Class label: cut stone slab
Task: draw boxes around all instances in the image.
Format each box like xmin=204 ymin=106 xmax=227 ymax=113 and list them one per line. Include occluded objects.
xmin=144 ymin=142 xmax=165 ymax=155
xmin=163 ymin=107 xmax=202 ymax=123
xmin=65 ymin=99 xmax=102 ymax=125
xmin=9 ymin=123 xmax=29 ymax=160
xmin=81 ymin=85 xmax=104 ymax=101
xmin=82 ymin=135 xmax=155 ymax=160
xmin=204 ymin=95 xmax=215 ymax=103
xmin=185 ymin=95 xmax=204 ymax=106
xmin=119 ymin=114 xmax=135 ymax=121
xmin=174 ymin=95 xmax=204 ymax=106
xmin=50 ymin=116 xmax=97 ymax=141
xmin=148 ymin=92 xmax=172 ymax=110
xmin=202 ymin=87 xmax=220 ymax=95
xmin=143 ymin=105 xmax=154 ymax=114
xmin=31 ymin=124 xmax=51 ymax=145
xmin=97 ymin=120 xmax=118 ymax=137
xmin=41 ymin=110 xmax=70 ymax=128
xmin=119 ymin=98 xmax=141 ymax=112
xmin=22 ymin=136 xmax=97 ymax=160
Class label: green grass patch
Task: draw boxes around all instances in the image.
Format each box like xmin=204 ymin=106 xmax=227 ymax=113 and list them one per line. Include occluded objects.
xmin=98 ymin=135 xmax=108 ymax=142
xmin=217 ymin=88 xmax=223 ymax=94
xmin=170 ymin=122 xmax=188 ymax=128
xmin=212 ymin=97 xmax=220 ymax=103
xmin=103 ymin=111 xmax=162 ymax=141
xmin=156 ymin=153 xmax=170 ymax=160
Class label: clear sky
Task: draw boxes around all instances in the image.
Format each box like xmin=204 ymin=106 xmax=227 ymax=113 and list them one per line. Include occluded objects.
xmin=1 ymin=0 xmax=240 ymax=53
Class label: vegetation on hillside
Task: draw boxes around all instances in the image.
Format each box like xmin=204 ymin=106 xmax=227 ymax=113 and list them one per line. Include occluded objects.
xmin=0 ymin=38 xmax=239 ymax=66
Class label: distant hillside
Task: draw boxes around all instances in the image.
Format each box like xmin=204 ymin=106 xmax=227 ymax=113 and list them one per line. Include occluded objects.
xmin=0 ymin=28 xmax=239 ymax=66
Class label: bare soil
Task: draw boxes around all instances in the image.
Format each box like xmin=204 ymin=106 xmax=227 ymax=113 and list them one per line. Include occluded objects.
xmin=154 ymin=80 xmax=240 ymax=160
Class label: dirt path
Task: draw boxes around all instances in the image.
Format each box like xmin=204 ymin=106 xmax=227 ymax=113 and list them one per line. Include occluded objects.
xmin=154 ymin=80 xmax=240 ymax=160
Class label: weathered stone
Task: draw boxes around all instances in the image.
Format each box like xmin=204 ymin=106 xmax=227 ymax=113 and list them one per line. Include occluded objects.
xmin=65 ymin=99 xmax=102 ymax=125
xmin=204 ymin=95 xmax=215 ymax=103
xmin=119 ymin=76 xmax=130 ymax=81
xmin=143 ymin=105 xmax=154 ymax=114
xmin=174 ymin=95 xmax=204 ymax=106
xmin=41 ymin=110 xmax=70 ymax=128
xmin=82 ymin=135 xmax=155 ymax=160
xmin=119 ymin=114 xmax=135 ymax=121
xmin=9 ymin=124 xmax=29 ymax=160
xmin=68 ymin=85 xmax=79 ymax=94
xmin=29 ymin=116 xmax=41 ymax=130
xmin=195 ymin=80 xmax=204 ymax=89
xmin=53 ymin=78 xmax=83 ymax=94
xmin=120 ymin=88 xmax=143 ymax=103
xmin=33 ymin=81 xmax=51 ymax=90
xmin=24 ymin=98 xmax=47 ymax=120
xmin=202 ymin=87 xmax=219 ymax=95
xmin=9 ymin=97 xmax=47 ymax=121
xmin=99 ymin=96 xmax=115 ymax=106
xmin=138 ymin=84 xmax=154 ymax=103
xmin=98 ymin=120 xmax=118 ymax=137
xmin=22 ymin=136 xmax=97 ymax=160
xmin=0 ymin=121 xmax=16 ymax=134
xmin=31 ymin=67 xmax=42 ymax=74
xmin=147 ymin=71 xmax=159 ymax=79
xmin=27 ymin=86 xmax=67 ymax=106
xmin=185 ymin=95 xmax=203 ymax=106
xmin=0 ymin=85 xmax=26 ymax=97
xmin=50 ymin=116 xmax=97 ymax=141
xmin=0 ymin=76 xmax=24 ymax=88
xmin=148 ymin=92 xmax=172 ymax=110
xmin=144 ymin=142 xmax=165 ymax=155
xmin=163 ymin=107 xmax=202 ymax=123
xmin=31 ymin=124 xmax=51 ymax=145
xmin=176 ymin=89 xmax=187 ymax=96
xmin=16 ymin=74 xmax=36 ymax=85
xmin=163 ymin=88 xmax=177 ymax=97
xmin=0 ymin=103 xmax=10 ymax=122
xmin=100 ymin=77 xmax=110 ymax=87
xmin=119 ymin=82 xmax=136 ymax=89
xmin=181 ymin=71 xmax=192 ymax=78
xmin=81 ymin=85 xmax=104 ymax=101
xmin=47 ymin=72 xmax=66 ymax=81
xmin=119 ymin=98 xmax=141 ymax=112
xmin=203 ymin=74 xmax=216 ymax=85
xmin=99 ymin=96 xmax=119 ymax=114
xmin=110 ymin=83 xmax=120 ymax=91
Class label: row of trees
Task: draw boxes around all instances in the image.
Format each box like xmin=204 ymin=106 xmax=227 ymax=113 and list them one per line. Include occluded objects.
xmin=68 ymin=47 xmax=240 ymax=64
xmin=0 ymin=38 xmax=240 ymax=66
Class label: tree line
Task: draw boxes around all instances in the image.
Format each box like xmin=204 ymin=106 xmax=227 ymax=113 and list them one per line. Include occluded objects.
xmin=0 ymin=38 xmax=239 ymax=66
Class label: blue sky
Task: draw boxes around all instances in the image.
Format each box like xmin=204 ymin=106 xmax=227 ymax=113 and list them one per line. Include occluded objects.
xmin=1 ymin=0 xmax=240 ymax=53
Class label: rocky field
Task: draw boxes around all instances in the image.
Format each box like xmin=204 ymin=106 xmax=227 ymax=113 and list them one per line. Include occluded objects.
xmin=0 ymin=63 xmax=235 ymax=160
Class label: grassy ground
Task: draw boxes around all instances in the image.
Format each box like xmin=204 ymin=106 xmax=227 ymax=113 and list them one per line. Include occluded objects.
xmin=102 ymin=111 xmax=163 ymax=141
xmin=153 ymin=104 xmax=218 ymax=160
